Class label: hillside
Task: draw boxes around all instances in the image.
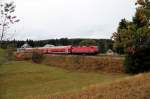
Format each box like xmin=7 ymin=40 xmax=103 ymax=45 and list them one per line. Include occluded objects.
xmin=35 ymin=72 xmax=150 ymax=99
xmin=1 ymin=49 xmax=150 ymax=99
xmin=0 ymin=61 xmax=126 ymax=99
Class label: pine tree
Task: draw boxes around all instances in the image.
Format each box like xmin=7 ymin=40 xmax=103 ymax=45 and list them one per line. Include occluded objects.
xmin=113 ymin=0 xmax=150 ymax=73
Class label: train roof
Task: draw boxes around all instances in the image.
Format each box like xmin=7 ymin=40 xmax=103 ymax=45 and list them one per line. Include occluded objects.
xmin=43 ymin=44 xmax=55 ymax=47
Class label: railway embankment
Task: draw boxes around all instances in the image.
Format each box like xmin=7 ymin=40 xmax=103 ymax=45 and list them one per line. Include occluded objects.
xmin=15 ymin=52 xmax=124 ymax=73
xmin=43 ymin=55 xmax=124 ymax=73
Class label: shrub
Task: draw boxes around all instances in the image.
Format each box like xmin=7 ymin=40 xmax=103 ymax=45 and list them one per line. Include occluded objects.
xmin=32 ymin=51 xmax=44 ymax=63
xmin=124 ymin=46 xmax=150 ymax=74
xmin=5 ymin=48 xmax=16 ymax=61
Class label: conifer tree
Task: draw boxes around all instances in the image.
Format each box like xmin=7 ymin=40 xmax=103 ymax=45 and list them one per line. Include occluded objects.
xmin=112 ymin=0 xmax=150 ymax=73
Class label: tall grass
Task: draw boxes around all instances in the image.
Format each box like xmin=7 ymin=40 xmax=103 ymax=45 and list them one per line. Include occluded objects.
xmin=43 ymin=55 xmax=124 ymax=73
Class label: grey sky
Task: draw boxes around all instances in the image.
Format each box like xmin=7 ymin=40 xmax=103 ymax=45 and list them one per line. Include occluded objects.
xmin=12 ymin=0 xmax=136 ymax=40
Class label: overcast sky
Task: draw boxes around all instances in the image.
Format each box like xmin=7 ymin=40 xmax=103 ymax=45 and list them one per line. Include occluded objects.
xmin=11 ymin=0 xmax=136 ymax=40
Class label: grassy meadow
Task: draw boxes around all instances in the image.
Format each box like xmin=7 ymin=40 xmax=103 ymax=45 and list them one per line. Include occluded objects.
xmin=1 ymin=49 xmax=150 ymax=99
xmin=0 ymin=49 xmax=6 ymax=65
xmin=42 ymin=72 xmax=150 ymax=99
xmin=0 ymin=60 xmax=126 ymax=99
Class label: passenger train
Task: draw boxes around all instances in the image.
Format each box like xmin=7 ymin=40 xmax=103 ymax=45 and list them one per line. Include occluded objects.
xmin=18 ymin=45 xmax=99 ymax=55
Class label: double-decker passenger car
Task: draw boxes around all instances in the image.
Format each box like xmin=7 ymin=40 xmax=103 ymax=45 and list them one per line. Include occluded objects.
xmin=21 ymin=45 xmax=99 ymax=55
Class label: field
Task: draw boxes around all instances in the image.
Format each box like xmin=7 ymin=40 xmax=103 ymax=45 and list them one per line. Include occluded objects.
xmin=1 ymin=49 xmax=150 ymax=99
xmin=0 ymin=61 xmax=126 ymax=99
xmin=0 ymin=49 xmax=6 ymax=65
xmin=39 ymin=72 xmax=150 ymax=99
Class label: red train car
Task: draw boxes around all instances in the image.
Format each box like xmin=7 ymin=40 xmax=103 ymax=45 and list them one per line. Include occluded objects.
xmin=21 ymin=45 xmax=99 ymax=55
xmin=71 ymin=46 xmax=99 ymax=54
xmin=47 ymin=46 xmax=72 ymax=54
xmin=24 ymin=48 xmax=36 ymax=53
xmin=38 ymin=47 xmax=48 ymax=54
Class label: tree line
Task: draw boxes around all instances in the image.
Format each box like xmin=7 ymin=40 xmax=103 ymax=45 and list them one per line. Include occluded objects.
xmin=0 ymin=38 xmax=113 ymax=53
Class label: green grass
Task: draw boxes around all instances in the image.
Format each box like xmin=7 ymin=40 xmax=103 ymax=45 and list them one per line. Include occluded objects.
xmin=0 ymin=48 xmax=6 ymax=65
xmin=0 ymin=61 xmax=127 ymax=99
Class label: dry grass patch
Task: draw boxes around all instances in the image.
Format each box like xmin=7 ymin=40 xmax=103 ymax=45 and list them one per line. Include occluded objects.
xmin=29 ymin=72 xmax=150 ymax=99
xmin=43 ymin=55 xmax=124 ymax=73
xmin=15 ymin=52 xmax=124 ymax=73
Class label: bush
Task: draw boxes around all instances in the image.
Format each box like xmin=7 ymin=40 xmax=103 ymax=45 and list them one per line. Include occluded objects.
xmin=32 ymin=51 xmax=44 ymax=63
xmin=124 ymin=46 xmax=150 ymax=74
xmin=5 ymin=48 xmax=16 ymax=61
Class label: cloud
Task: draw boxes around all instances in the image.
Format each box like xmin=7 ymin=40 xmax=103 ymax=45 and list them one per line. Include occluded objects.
xmin=12 ymin=0 xmax=136 ymax=40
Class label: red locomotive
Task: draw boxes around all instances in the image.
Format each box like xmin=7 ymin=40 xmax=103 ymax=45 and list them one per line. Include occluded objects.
xmin=21 ymin=45 xmax=99 ymax=55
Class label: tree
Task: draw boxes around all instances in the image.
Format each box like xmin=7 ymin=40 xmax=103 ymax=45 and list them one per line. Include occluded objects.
xmin=59 ymin=38 xmax=69 ymax=45
xmin=112 ymin=0 xmax=150 ymax=74
xmin=79 ymin=39 xmax=97 ymax=46
xmin=0 ymin=1 xmax=19 ymax=47
xmin=136 ymin=0 xmax=150 ymax=19
xmin=112 ymin=0 xmax=150 ymax=54
xmin=112 ymin=19 xmax=136 ymax=54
